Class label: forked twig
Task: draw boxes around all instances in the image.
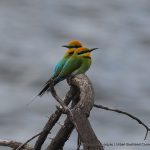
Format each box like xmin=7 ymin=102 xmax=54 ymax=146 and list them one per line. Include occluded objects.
xmin=50 ymin=83 xmax=70 ymax=114
xmin=16 ymin=131 xmax=43 ymax=150
xmin=94 ymin=104 xmax=150 ymax=140
xmin=34 ymin=87 xmax=77 ymax=150
xmin=48 ymin=75 xmax=103 ymax=150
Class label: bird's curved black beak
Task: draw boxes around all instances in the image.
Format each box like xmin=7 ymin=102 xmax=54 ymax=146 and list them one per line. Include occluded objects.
xmin=62 ymin=45 xmax=81 ymax=48
xmin=78 ymin=48 xmax=98 ymax=55
xmin=62 ymin=45 xmax=69 ymax=48
xmin=89 ymin=48 xmax=98 ymax=52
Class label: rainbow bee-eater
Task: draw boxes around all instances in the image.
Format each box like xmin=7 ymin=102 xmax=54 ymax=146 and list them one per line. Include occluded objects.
xmin=53 ymin=47 xmax=98 ymax=85
xmin=38 ymin=40 xmax=82 ymax=96
xmin=38 ymin=47 xmax=97 ymax=96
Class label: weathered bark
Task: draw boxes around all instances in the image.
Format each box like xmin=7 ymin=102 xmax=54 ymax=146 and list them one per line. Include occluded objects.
xmin=1 ymin=74 xmax=104 ymax=150
xmin=68 ymin=74 xmax=103 ymax=150
xmin=47 ymin=117 xmax=74 ymax=150
xmin=0 ymin=140 xmax=33 ymax=150
xmin=34 ymin=87 xmax=77 ymax=150
xmin=46 ymin=95 xmax=79 ymax=150
xmin=1 ymin=71 xmax=150 ymax=150
xmin=48 ymin=74 xmax=104 ymax=150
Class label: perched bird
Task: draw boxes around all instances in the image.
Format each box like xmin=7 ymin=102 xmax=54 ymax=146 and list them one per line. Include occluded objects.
xmin=53 ymin=47 xmax=98 ymax=85
xmin=38 ymin=40 xmax=82 ymax=96
xmin=51 ymin=40 xmax=82 ymax=79
xmin=38 ymin=47 xmax=97 ymax=97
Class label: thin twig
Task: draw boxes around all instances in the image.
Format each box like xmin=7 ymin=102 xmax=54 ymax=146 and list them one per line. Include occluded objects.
xmin=16 ymin=132 xmax=43 ymax=150
xmin=50 ymin=86 xmax=70 ymax=113
xmin=94 ymin=104 xmax=150 ymax=140
xmin=47 ymin=79 xmax=69 ymax=113
xmin=0 ymin=140 xmax=33 ymax=150
xmin=77 ymin=134 xmax=81 ymax=150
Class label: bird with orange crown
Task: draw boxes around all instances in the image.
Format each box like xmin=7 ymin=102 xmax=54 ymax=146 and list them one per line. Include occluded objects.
xmin=38 ymin=40 xmax=82 ymax=96
xmin=38 ymin=40 xmax=97 ymax=96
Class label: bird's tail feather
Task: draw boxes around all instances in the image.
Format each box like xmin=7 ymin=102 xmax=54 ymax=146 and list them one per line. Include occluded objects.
xmin=38 ymin=77 xmax=64 ymax=96
xmin=38 ymin=84 xmax=49 ymax=96
xmin=26 ymin=94 xmax=39 ymax=106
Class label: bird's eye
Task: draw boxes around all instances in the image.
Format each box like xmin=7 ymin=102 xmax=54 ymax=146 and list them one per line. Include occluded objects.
xmin=69 ymin=52 xmax=74 ymax=55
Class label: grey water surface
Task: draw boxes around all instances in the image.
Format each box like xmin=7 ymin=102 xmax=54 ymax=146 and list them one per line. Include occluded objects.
xmin=0 ymin=0 xmax=150 ymax=150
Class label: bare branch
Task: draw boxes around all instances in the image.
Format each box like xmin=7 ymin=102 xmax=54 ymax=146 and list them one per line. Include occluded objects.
xmin=48 ymin=74 xmax=104 ymax=150
xmin=47 ymin=96 xmax=79 ymax=150
xmin=34 ymin=87 xmax=77 ymax=150
xmin=94 ymin=104 xmax=150 ymax=140
xmin=50 ymin=85 xmax=70 ymax=113
xmin=0 ymin=140 xmax=33 ymax=150
xmin=69 ymin=75 xmax=103 ymax=150
xmin=77 ymin=134 xmax=81 ymax=150
xmin=16 ymin=132 xmax=42 ymax=150
xmin=1 ymin=73 xmax=149 ymax=150
xmin=47 ymin=117 xmax=74 ymax=150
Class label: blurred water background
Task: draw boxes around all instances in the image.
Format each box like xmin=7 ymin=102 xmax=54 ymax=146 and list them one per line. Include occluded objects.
xmin=0 ymin=0 xmax=150 ymax=150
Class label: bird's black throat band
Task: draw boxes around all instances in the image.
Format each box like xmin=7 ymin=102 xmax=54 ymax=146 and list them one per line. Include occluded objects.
xmin=82 ymin=56 xmax=91 ymax=59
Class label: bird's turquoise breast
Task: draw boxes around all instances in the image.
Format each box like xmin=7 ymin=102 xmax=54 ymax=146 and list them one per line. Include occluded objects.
xmin=51 ymin=56 xmax=69 ymax=78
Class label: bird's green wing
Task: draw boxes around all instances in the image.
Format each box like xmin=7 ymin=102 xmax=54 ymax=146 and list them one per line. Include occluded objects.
xmin=51 ymin=56 xmax=68 ymax=78
xmin=54 ymin=54 xmax=82 ymax=84
xmin=72 ymin=57 xmax=92 ymax=75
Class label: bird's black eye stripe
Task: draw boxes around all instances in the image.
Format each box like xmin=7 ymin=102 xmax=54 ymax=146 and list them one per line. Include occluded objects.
xmin=82 ymin=56 xmax=91 ymax=59
xmin=68 ymin=52 xmax=74 ymax=55
xmin=69 ymin=50 xmax=89 ymax=55
xmin=78 ymin=50 xmax=90 ymax=55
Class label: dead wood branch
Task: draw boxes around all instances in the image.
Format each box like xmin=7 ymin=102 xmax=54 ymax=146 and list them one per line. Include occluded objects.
xmin=2 ymin=74 xmax=150 ymax=150
xmin=46 ymin=95 xmax=79 ymax=150
xmin=48 ymin=74 xmax=104 ymax=150
xmin=47 ymin=116 xmax=74 ymax=150
xmin=0 ymin=140 xmax=33 ymax=150
xmin=34 ymin=87 xmax=78 ymax=150
xmin=94 ymin=104 xmax=150 ymax=140
xmin=16 ymin=132 xmax=42 ymax=150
